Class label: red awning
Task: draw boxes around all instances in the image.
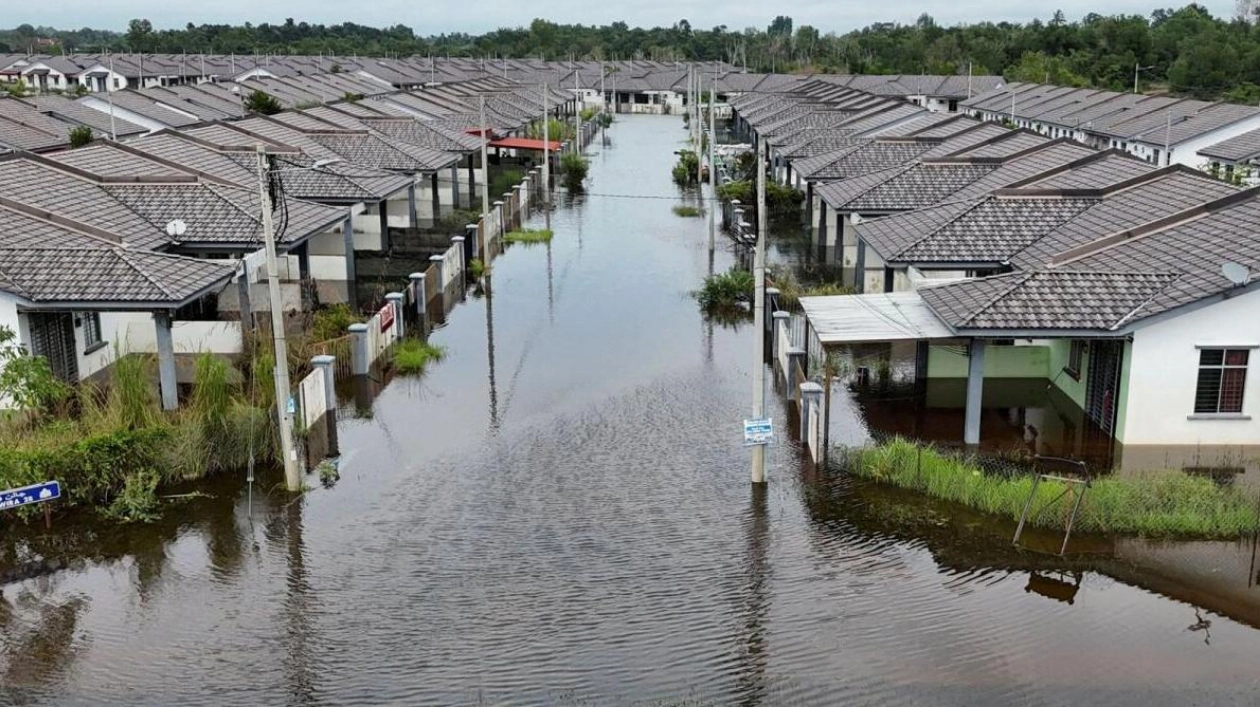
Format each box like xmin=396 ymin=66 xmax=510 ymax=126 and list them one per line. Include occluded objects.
xmin=489 ymin=137 xmax=563 ymax=152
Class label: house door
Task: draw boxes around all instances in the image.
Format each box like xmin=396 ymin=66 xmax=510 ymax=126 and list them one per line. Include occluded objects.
xmin=1084 ymin=340 xmax=1124 ymax=434
xmin=27 ymin=313 xmax=79 ymax=384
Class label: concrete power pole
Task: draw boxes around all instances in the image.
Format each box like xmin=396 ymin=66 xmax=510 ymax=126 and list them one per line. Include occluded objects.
xmin=255 ymin=145 xmax=301 ymax=491
xmin=708 ymin=72 xmax=716 ymax=253
xmin=750 ymin=140 xmax=768 ymax=485
xmin=575 ymin=70 xmax=582 ymax=154
xmin=542 ymin=85 xmax=551 ymax=230
xmin=479 ymin=95 xmax=490 ymax=221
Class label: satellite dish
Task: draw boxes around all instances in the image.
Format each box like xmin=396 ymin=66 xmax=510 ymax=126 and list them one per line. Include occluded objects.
xmin=1222 ymin=261 xmax=1251 ymax=287
xmin=164 ymin=219 xmax=188 ymax=238
xmin=850 ymin=213 xmax=864 ymax=226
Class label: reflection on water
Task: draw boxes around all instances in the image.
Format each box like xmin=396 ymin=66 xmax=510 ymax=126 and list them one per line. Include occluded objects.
xmin=3 ymin=115 xmax=1260 ymax=705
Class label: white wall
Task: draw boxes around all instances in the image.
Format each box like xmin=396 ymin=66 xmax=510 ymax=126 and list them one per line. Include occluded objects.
xmin=1122 ymin=287 xmax=1260 ymax=446
xmin=125 ymin=319 xmax=243 ymax=354
xmin=79 ymin=96 xmax=167 ymax=132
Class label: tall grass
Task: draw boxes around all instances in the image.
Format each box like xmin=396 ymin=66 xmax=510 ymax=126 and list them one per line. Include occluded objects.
xmin=842 ymin=438 xmax=1260 ymax=538
xmin=505 ymin=228 xmax=554 ymax=244
xmin=392 ymin=339 xmax=447 ymax=375
xmin=672 ymin=205 xmax=704 ymax=217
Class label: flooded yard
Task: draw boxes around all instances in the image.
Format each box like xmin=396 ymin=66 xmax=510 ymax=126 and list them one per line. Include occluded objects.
xmin=3 ymin=115 xmax=1260 ymax=705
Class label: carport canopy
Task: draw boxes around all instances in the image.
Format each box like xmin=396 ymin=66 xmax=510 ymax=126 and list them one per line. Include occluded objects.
xmin=799 ymin=291 xmax=955 ymax=346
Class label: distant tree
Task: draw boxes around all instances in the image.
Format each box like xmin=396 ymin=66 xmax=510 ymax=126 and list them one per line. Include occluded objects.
xmin=126 ymin=18 xmax=153 ymax=52
xmin=68 ymin=126 xmax=93 ymax=148
xmin=244 ymin=89 xmax=282 ymax=115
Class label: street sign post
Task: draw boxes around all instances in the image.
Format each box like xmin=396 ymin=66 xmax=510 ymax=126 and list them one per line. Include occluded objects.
xmin=744 ymin=418 xmax=773 ymax=446
xmin=0 ymin=481 xmax=61 ymax=512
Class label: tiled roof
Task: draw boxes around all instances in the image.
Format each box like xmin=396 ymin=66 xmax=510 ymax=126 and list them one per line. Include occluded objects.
xmin=0 ymin=247 xmax=235 ymax=305
xmin=895 ymin=196 xmax=1099 ymax=263
xmin=920 ymin=270 xmax=1182 ymax=330
xmin=818 ymin=163 xmax=995 ymax=212
xmin=1197 ymin=126 xmax=1260 ymax=162
xmin=49 ymin=143 xmax=193 ymax=179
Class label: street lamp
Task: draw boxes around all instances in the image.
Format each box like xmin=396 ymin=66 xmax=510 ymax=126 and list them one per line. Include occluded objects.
xmin=1134 ymin=64 xmax=1155 ymax=94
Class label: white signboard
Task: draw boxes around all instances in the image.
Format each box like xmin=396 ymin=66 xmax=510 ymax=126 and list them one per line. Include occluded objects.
xmin=744 ymin=418 xmax=773 ymax=446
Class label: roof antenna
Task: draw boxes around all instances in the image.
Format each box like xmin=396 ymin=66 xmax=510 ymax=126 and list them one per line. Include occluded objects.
xmin=1222 ymin=261 xmax=1251 ymax=287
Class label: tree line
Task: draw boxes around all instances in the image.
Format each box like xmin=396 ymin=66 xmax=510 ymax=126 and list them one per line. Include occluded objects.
xmin=3 ymin=4 xmax=1260 ymax=102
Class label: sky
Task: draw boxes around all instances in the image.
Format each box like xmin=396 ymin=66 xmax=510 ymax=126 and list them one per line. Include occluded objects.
xmin=4 ymin=0 xmax=1241 ymax=35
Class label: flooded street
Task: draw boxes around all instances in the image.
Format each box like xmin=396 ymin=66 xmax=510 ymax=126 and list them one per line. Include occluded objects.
xmin=4 ymin=115 xmax=1260 ymax=705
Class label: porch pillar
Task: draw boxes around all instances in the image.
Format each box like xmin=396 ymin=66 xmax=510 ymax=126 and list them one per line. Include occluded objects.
xmin=451 ymin=164 xmax=461 ymax=209
xmin=883 ymin=266 xmax=894 ymax=293
xmin=407 ymin=184 xmax=418 ymax=228
xmin=431 ymin=172 xmax=441 ymax=226
xmin=342 ymin=216 xmax=357 ymax=310
xmin=379 ymin=199 xmax=390 ymax=252
xmin=964 ymin=339 xmax=986 ymax=445
xmin=854 ymin=237 xmax=868 ymax=292
xmin=154 ymin=311 xmax=178 ymax=411
xmin=236 ymin=268 xmax=252 ymax=332
xmin=296 ymin=242 xmax=310 ymax=281
xmin=816 ymin=202 xmax=828 ymax=253
xmin=467 ymin=154 xmax=477 ymax=209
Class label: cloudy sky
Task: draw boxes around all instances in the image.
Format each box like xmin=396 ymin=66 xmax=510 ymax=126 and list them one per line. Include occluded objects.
xmin=7 ymin=0 xmax=1239 ymax=34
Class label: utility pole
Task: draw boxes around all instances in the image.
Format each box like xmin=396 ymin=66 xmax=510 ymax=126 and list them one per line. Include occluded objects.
xmin=479 ymin=95 xmax=490 ymax=221
xmin=105 ymin=50 xmax=118 ymax=141
xmin=542 ymin=85 xmax=551 ymax=230
xmin=695 ymin=67 xmax=703 ymax=186
xmin=575 ymin=70 xmax=582 ymax=154
xmin=967 ymin=62 xmax=972 ymax=99
xmin=255 ymin=145 xmax=301 ymax=492
xmin=750 ymin=140 xmax=768 ymax=485
xmin=1134 ymin=62 xmax=1140 ymax=95
xmin=1164 ymin=110 xmax=1172 ymax=166
xmin=708 ymin=71 xmax=716 ymax=254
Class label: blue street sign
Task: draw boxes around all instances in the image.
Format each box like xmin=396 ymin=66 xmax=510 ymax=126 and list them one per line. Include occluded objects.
xmin=0 ymin=481 xmax=62 ymax=512
xmin=744 ymin=418 xmax=773 ymax=446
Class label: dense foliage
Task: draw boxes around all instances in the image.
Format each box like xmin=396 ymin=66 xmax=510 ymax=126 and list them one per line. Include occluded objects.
xmin=6 ymin=7 xmax=1260 ymax=100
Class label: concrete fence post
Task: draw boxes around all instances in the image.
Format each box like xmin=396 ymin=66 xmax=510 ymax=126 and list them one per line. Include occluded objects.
xmin=348 ymin=323 xmax=369 ymax=376
xmin=385 ymin=292 xmax=405 ymax=340
xmin=409 ymin=271 xmax=427 ymax=321
xmin=772 ymin=311 xmax=790 ymax=361
xmin=493 ymin=200 xmax=505 ymax=236
xmin=787 ymin=347 xmax=807 ymax=391
xmin=429 ymin=254 xmax=444 ymax=289
xmin=311 ymin=355 xmax=336 ymax=413
xmin=451 ymin=236 xmax=467 ymax=281
xmin=464 ymin=224 xmax=479 ymax=264
xmin=765 ymin=287 xmax=780 ymax=331
xmin=799 ymin=381 xmax=823 ymax=440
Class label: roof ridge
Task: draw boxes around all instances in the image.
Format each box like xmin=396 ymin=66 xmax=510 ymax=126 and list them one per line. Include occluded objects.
xmin=958 ymin=271 xmax=1033 ymax=327
xmin=889 ymin=198 xmax=989 ymax=260
xmin=1111 ymin=272 xmax=1184 ymax=331
xmin=203 ymin=181 xmax=267 ymax=236
xmin=114 ymin=248 xmax=176 ymax=300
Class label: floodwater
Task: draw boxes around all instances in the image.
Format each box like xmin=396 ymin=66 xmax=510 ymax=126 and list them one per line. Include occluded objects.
xmin=4 ymin=115 xmax=1260 ymax=705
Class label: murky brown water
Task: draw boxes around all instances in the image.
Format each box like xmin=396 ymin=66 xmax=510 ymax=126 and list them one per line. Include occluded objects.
xmin=3 ymin=115 xmax=1260 ymax=706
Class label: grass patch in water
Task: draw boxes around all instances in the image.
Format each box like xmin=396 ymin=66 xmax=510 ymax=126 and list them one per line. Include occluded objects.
xmin=392 ymin=339 xmax=447 ymax=374
xmin=840 ymin=437 xmax=1260 ymax=538
xmin=504 ymin=228 xmax=554 ymax=244
xmin=672 ymin=205 xmax=705 ymax=217
xmin=696 ymin=268 xmax=754 ymax=310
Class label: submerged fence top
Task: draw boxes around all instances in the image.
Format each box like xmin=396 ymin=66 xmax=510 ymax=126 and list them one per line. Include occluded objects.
xmin=801 ymin=291 xmax=954 ymax=345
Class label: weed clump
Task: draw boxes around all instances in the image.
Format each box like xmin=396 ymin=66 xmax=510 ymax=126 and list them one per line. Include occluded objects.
xmin=504 ymin=228 xmax=554 ymax=244
xmin=696 ymin=268 xmax=755 ymax=310
xmin=672 ymin=205 xmax=705 ymax=217
xmin=392 ymin=339 xmax=447 ymax=375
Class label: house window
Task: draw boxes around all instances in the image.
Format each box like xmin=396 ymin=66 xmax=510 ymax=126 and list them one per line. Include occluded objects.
xmin=82 ymin=312 xmax=104 ymax=352
xmin=1066 ymin=340 xmax=1085 ymax=379
xmin=1195 ymin=348 xmax=1249 ymax=414
xmin=948 ymin=99 xmax=958 ymax=112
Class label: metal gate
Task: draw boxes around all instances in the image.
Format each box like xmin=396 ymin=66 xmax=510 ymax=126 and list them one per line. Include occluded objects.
xmin=27 ymin=313 xmax=79 ymax=383
xmin=1085 ymin=340 xmax=1123 ymax=434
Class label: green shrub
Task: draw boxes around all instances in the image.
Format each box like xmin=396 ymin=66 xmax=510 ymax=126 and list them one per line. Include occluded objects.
xmin=311 ymin=303 xmax=363 ymax=341
xmin=560 ymin=152 xmax=589 ymax=191
xmin=489 ymin=168 xmax=524 ymax=199
xmin=672 ymin=205 xmax=704 ymax=217
xmin=69 ymin=125 xmax=94 ymax=148
xmin=244 ymin=89 xmax=282 ymax=115
xmin=696 ymin=268 xmax=755 ymax=310
xmin=392 ymin=339 xmax=447 ymax=374
xmin=672 ymin=150 xmax=700 ymax=186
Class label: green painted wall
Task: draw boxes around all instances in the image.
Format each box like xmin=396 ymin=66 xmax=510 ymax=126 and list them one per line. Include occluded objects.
xmin=1045 ymin=339 xmax=1088 ymax=408
xmin=927 ymin=344 xmax=1050 ymax=379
